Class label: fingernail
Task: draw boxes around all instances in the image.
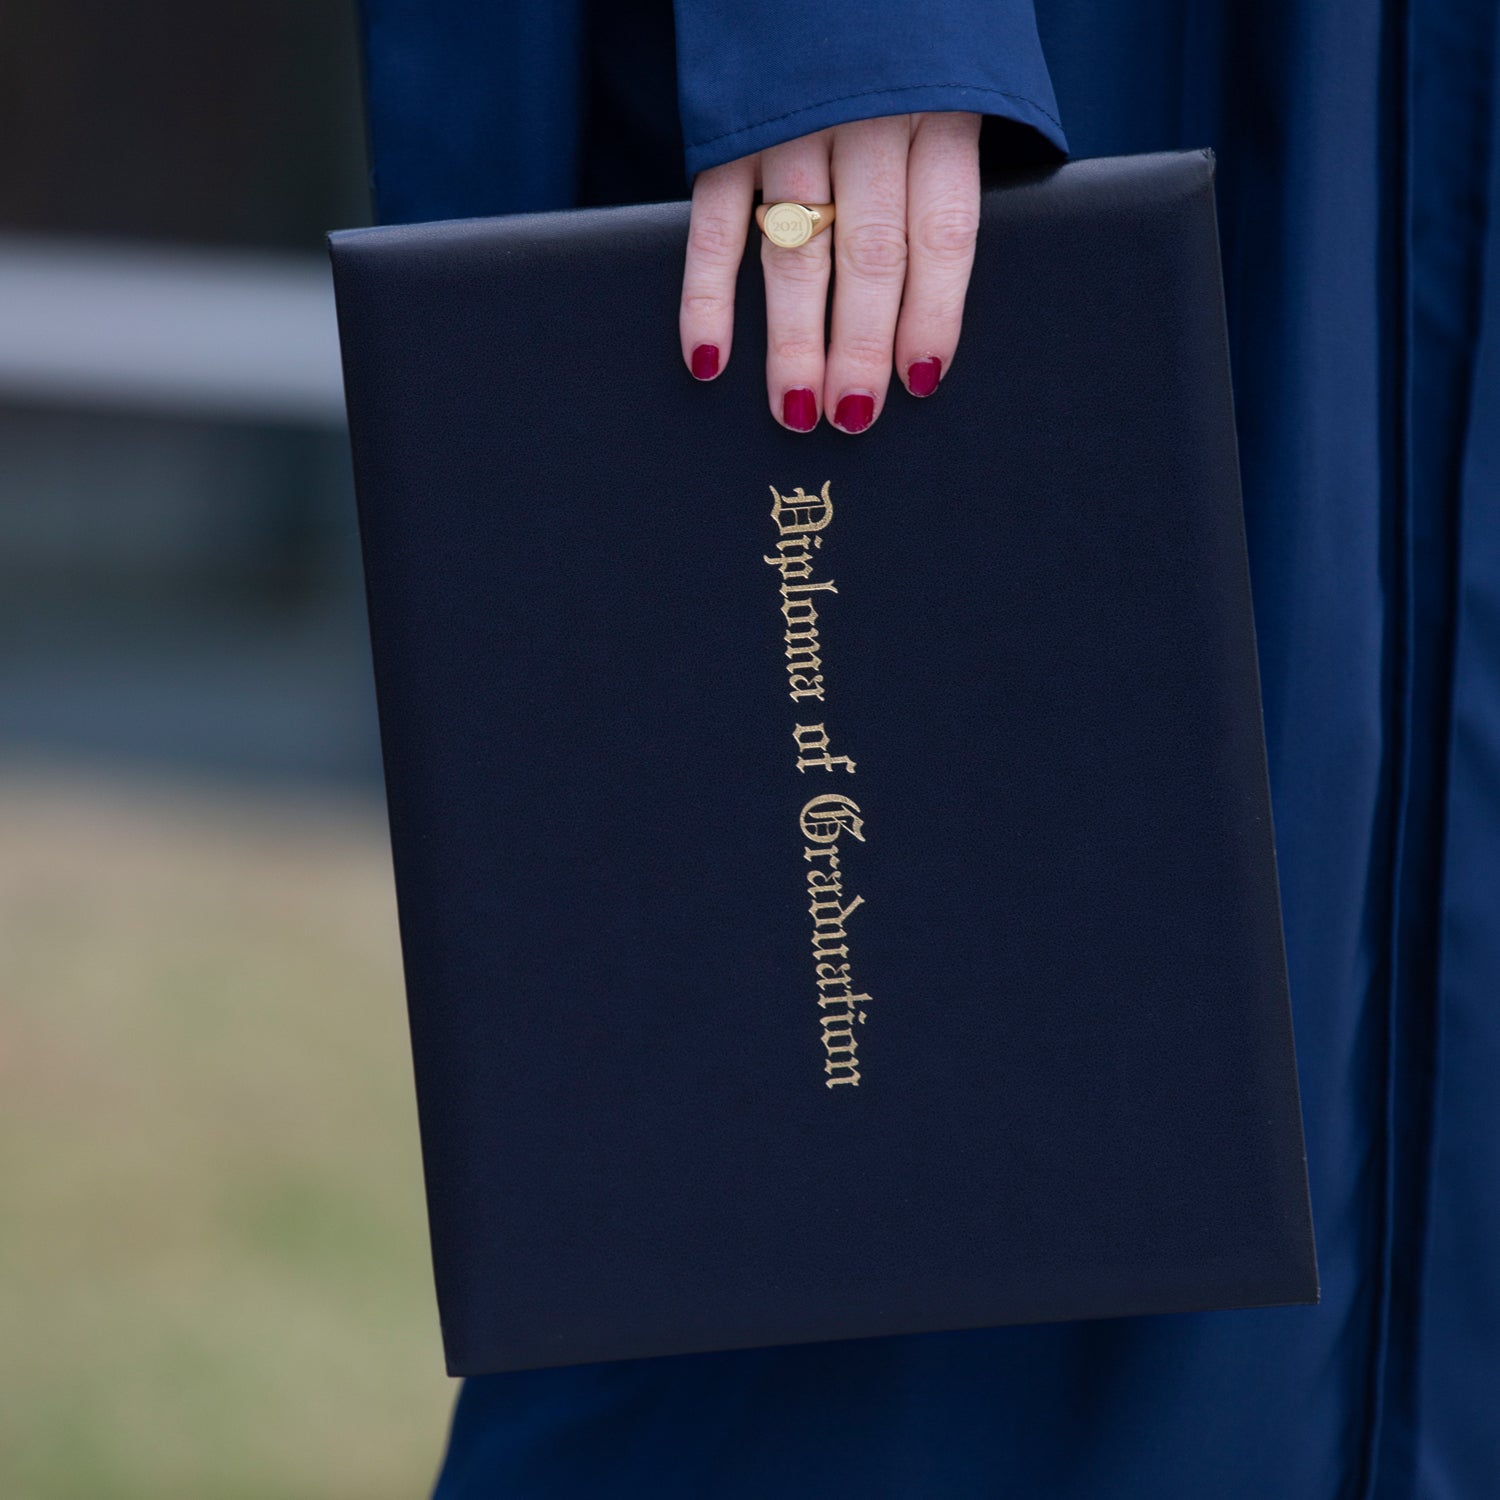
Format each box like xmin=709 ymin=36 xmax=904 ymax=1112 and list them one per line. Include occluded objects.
xmin=832 ymin=392 xmax=876 ymax=433
xmin=907 ymin=356 xmax=942 ymax=397
xmin=782 ymin=387 xmax=818 ymax=431
xmin=691 ymin=343 xmax=720 ymax=380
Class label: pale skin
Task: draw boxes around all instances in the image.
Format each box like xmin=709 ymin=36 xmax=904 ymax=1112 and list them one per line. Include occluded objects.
xmin=679 ymin=111 xmax=982 ymax=434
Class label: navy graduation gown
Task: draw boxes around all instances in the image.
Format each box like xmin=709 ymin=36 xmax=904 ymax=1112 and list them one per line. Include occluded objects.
xmin=355 ymin=1 xmax=1500 ymax=1495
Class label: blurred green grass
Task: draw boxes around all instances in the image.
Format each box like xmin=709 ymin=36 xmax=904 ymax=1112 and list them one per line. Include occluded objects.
xmin=0 ymin=769 xmax=453 ymax=1499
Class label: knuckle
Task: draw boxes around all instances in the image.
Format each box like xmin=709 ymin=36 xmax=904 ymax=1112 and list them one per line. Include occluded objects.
xmin=681 ymin=289 xmax=730 ymax=319
xmin=771 ymin=332 xmax=824 ymax=365
xmin=762 ymin=240 xmax=828 ymax=286
xmin=835 ymin=330 xmax=895 ymax=370
xmin=688 ymin=214 xmax=744 ymax=266
xmin=839 ymin=221 xmax=908 ymax=281
xmin=908 ymin=287 xmax=966 ymax=331
xmin=914 ymin=203 xmax=980 ymax=262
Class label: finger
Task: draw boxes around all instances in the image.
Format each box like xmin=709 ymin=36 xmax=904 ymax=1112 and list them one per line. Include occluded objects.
xmin=896 ymin=112 xmax=981 ymax=397
xmin=825 ymin=116 xmax=911 ymax=433
xmin=760 ymin=130 xmax=833 ymax=431
xmin=681 ymin=154 xmax=756 ymax=380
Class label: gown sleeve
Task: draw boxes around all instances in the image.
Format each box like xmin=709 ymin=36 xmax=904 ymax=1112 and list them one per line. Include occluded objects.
xmin=671 ymin=0 xmax=1068 ymax=179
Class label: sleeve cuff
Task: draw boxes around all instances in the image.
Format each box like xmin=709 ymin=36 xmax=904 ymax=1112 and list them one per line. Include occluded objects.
xmin=673 ymin=1 xmax=1067 ymax=181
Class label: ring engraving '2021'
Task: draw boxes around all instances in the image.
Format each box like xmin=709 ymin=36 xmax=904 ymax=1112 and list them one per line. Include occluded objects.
xmin=764 ymin=202 xmax=816 ymax=248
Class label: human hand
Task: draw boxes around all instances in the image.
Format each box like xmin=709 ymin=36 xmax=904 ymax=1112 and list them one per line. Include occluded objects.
xmin=679 ymin=112 xmax=981 ymax=434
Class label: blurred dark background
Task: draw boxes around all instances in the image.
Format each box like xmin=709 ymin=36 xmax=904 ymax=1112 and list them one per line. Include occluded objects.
xmin=0 ymin=4 xmax=455 ymax=1495
xmin=0 ymin=0 xmax=376 ymax=785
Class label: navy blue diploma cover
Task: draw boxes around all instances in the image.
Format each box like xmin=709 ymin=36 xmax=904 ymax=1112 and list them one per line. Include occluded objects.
xmin=329 ymin=151 xmax=1318 ymax=1377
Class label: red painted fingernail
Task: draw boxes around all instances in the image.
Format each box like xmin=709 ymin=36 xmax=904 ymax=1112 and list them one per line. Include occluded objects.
xmin=691 ymin=343 xmax=720 ymax=380
xmin=783 ymin=387 xmax=818 ymax=431
xmin=907 ymin=356 xmax=942 ymax=397
xmin=833 ymin=392 xmax=876 ymax=433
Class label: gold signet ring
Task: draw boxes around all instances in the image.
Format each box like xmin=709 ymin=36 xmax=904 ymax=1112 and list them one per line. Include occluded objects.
xmin=755 ymin=200 xmax=836 ymax=249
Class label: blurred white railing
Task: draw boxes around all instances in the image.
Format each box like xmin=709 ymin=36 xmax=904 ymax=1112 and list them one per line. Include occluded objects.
xmin=0 ymin=235 xmax=346 ymax=426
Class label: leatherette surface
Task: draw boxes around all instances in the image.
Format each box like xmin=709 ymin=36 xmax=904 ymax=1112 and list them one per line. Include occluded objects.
xmin=330 ymin=151 xmax=1318 ymax=1376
